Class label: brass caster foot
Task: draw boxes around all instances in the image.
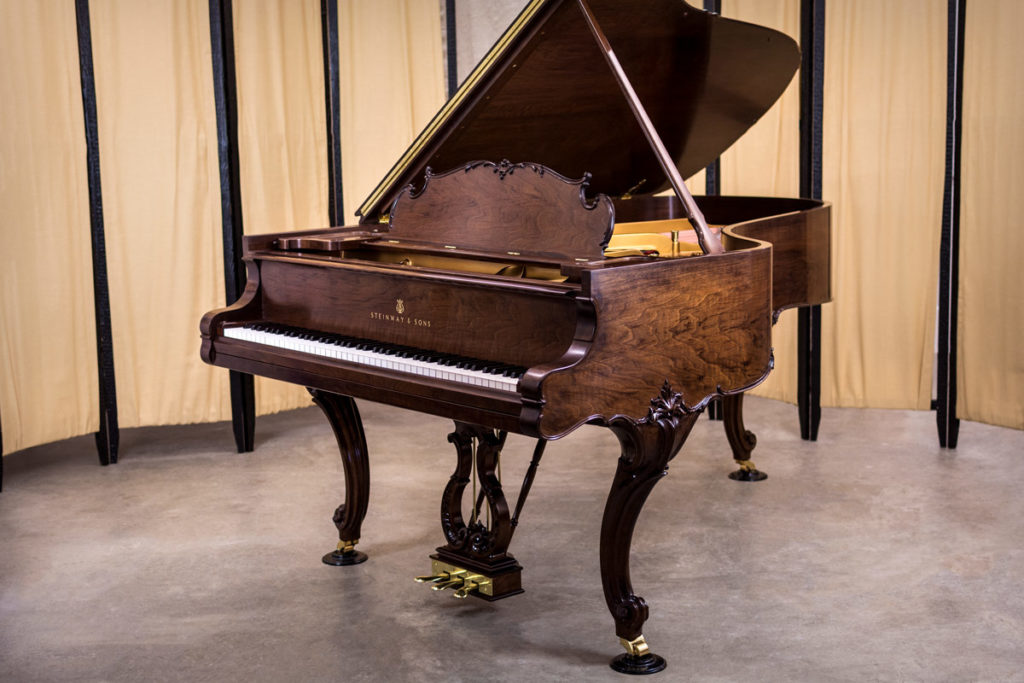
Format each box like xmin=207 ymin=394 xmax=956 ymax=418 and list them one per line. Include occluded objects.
xmin=610 ymin=653 xmax=667 ymax=675
xmin=728 ymin=460 xmax=767 ymax=482
xmin=322 ymin=540 xmax=368 ymax=566
xmin=610 ymin=636 xmax=667 ymax=675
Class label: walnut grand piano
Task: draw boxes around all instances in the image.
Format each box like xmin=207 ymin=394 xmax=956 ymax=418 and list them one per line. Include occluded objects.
xmin=200 ymin=0 xmax=830 ymax=674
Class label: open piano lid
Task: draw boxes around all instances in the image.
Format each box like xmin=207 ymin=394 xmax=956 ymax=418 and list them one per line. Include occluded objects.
xmin=357 ymin=0 xmax=800 ymax=224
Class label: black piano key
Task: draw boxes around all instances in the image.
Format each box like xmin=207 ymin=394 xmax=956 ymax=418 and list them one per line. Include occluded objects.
xmin=240 ymin=322 xmax=524 ymax=386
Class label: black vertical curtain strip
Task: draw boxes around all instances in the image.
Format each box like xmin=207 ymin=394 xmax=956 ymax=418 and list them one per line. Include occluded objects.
xmin=702 ymin=0 xmax=722 ymax=421
xmin=321 ymin=0 xmax=344 ymax=225
xmin=445 ymin=0 xmax=458 ymax=98
xmin=797 ymin=0 xmax=824 ymax=442
xmin=702 ymin=0 xmax=721 ymax=198
xmin=75 ymin=0 xmax=120 ymax=466
xmin=936 ymin=0 xmax=965 ymax=449
xmin=209 ymin=0 xmax=255 ymax=453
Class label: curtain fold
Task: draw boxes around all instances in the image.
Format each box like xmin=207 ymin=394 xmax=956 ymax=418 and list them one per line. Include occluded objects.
xmin=0 ymin=0 xmax=99 ymax=453
xmin=89 ymin=0 xmax=229 ymax=429
xmin=959 ymin=0 xmax=1024 ymax=429
xmin=233 ymin=0 xmax=330 ymax=416
xmin=339 ymin=0 xmax=445 ymax=224
xmin=818 ymin=0 xmax=946 ymax=410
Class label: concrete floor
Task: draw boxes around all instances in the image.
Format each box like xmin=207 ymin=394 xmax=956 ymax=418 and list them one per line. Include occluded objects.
xmin=1 ymin=396 xmax=1022 ymax=682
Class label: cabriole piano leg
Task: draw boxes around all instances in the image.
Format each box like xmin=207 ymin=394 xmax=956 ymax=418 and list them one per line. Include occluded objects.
xmin=601 ymin=383 xmax=700 ymax=675
xmin=309 ymin=389 xmax=370 ymax=566
xmin=723 ymin=393 xmax=767 ymax=482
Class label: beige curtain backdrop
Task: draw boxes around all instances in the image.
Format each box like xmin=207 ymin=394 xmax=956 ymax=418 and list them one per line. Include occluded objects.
xmin=959 ymin=0 xmax=1024 ymax=429
xmin=2 ymin=1 xmax=1018 ymax=455
xmin=232 ymin=0 xmax=445 ymax=415
xmin=819 ymin=0 xmax=946 ymax=410
xmin=89 ymin=0 xmax=229 ymax=429
xmin=0 ymin=0 xmax=100 ymax=453
xmin=720 ymin=0 xmax=801 ymax=404
xmin=0 ymin=0 xmax=444 ymax=455
xmin=233 ymin=0 xmax=331 ymax=416
xmin=339 ymin=0 xmax=445 ymax=224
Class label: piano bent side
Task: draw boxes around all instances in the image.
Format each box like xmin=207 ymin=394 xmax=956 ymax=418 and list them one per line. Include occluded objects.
xmin=528 ymin=236 xmax=774 ymax=438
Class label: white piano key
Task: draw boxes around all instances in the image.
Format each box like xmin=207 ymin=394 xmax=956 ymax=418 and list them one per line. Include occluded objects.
xmin=222 ymin=325 xmax=520 ymax=393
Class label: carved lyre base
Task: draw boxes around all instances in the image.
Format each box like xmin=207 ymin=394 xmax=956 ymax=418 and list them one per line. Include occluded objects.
xmin=723 ymin=393 xmax=767 ymax=482
xmin=601 ymin=382 xmax=700 ymax=675
xmin=309 ymin=389 xmax=371 ymax=566
xmin=432 ymin=422 xmax=523 ymax=600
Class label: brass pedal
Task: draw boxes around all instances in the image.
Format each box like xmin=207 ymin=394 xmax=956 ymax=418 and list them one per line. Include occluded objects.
xmin=416 ymin=560 xmax=493 ymax=598
xmin=453 ymin=579 xmax=483 ymax=599
xmin=432 ymin=578 xmax=466 ymax=592
xmin=414 ymin=568 xmax=465 ymax=585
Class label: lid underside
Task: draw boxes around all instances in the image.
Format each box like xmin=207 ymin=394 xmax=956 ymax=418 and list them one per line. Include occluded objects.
xmin=358 ymin=0 xmax=800 ymax=222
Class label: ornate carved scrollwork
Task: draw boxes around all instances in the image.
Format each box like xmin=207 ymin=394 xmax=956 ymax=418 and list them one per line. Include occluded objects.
xmin=440 ymin=423 xmax=513 ymax=564
xmin=600 ymin=381 xmax=701 ymax=673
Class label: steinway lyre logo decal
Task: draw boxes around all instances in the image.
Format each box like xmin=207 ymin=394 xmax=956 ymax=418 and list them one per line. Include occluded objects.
xmin=370 ymin=299 xmax=430 ymax=327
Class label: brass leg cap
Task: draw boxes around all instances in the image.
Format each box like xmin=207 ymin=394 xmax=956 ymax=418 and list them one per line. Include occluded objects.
xmin=322 ymin=549 xmax=367 ymax=566
xmin=323 ymin=540 xmax=367 ymax=566
xmin=609 ymin=652 xmax=667 ymax=675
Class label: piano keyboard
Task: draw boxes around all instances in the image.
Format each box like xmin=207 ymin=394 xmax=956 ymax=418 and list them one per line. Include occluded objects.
xmin=223 ymin=323 xmax=526 ymax=392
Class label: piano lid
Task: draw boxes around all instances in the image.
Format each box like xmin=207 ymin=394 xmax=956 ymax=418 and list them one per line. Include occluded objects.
xmin=357 ymin=0 xmax=800 ymax=223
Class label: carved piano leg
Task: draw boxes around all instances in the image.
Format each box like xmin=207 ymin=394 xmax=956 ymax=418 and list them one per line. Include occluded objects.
xmin=309 ymin=389 xmax=370 ymax=566
xmin=429 ymin=422 xmax=522 ymax=599
xmin=601 ymin=383 xmax=700 ymax=675
xmin=723 ymin=393 xmax=767 ymax=482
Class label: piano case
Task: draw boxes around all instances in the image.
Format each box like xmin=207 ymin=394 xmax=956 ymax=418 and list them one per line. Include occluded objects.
xmin=200 ymin=0 xmax=830 ymax=674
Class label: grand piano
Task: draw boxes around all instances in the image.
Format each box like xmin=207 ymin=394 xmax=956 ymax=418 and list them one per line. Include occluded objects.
xmin=201 ymin=0 xmax=830 ymax=674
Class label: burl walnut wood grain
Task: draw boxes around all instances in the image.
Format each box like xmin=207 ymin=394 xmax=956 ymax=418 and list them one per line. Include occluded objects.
xmin=388 ymin=160 xmax=613 ymax=261
xmin=528 ymin=238 xmax=774 ymax=438
xmin=616 ymin=195 xmax=832 ymax=315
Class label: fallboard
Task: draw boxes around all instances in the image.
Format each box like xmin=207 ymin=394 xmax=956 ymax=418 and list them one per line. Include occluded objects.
xmin=254 ymin=258 xmax=578 ymax=368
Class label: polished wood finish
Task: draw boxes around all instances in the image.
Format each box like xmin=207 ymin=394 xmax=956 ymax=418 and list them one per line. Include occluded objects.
xmin=614 ymin=195 xmax=831 ymax=475
xmin=722 ymin=393 xmax=756 ymax=462
xmin=614 ymin=195 xmax=832 ymax=317
xmin=577 ymin=0 xmax=721 ymax=255
xmin=199 ymin=0 xmax=831 ymax=672
xmin=435 ymin=423 xmax=523 ymax=599
xmin=309 ymin=389 xmax=370 ymax=565
xmin=600 ymin=384 xmax=700 ymax=641
xmin=199 ymin=168 xmax=828 ymax=671
xmin=530 ymin=239 xmax=772 ymax=438
xmin=389 ymin=160 xmax=613 ymax=261
xmin=357 ymin=0 xmax=801 ymax=220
